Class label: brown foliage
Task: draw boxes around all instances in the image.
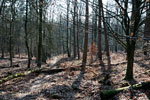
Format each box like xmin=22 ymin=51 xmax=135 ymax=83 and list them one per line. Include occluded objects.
xmin=89 ymin=41 xmax=97 ymax=56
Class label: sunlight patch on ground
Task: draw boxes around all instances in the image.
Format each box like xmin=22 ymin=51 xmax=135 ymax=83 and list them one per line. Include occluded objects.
xmin=46 ymin=56 xmax=58 ymax=65
xmin=15 ymin=92 xmax=30 ymax=98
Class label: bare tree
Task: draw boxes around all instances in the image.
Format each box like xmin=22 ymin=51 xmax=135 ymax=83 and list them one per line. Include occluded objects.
xmin=77 ymin=0 xmax=80 ymax=60
xmin=66 ymin=0 xmax=71 ymax=57
xmin=82 ymin=0 xmax=89 ymax=66
xmin=0 ymin=0 xmax=5 ymax=15
xmin=25 ymin=0 xmax=31 ymax=68
xmin=98 ymin=0 xmax=102 ymax=62
xmin=9 ymin=0 xmax=16 ymax=67
xmin=37 ymin=0 xmax=43 ymax=67
xmin=143 ymin=1 xmax=150 ymax=56
xmin=101 ymin=0 xmax=111 ymax=67
xmin=124 ymin=0 xmax=142 ymax=80
xmin=73 ymin=0 xmax=77 ymax=58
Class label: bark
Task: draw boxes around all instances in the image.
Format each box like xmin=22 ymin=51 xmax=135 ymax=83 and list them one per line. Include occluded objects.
xmin=62 ymin=29 xmax=65 ymax=56
xmin=98 ymin=0 xmax=102 ymax=61
xmin=143 ymin=2 xmax=150 ymax=56
xmin=1 ymin=14 xmax=4 ymax=58
xmin=9 ymin=29 xmax=12 ymax=66
xmin=42 ymin=47 xmax=47 ymax=63
xmin=125 ymin=0 xmax=141 ymax=80
xmin=59 ymin=14 xmax=63 ymax=55
xmin=115 ymin=7 xmax=119 ymax=53
xmin=70 ymin=27 xmax=72 ymax=56
xmin=30 ymin=38 xmax=33 ymax=57
xmin=94 ymin=4 xmax=98 ymax=43
xmin=73 ymin=0 xmax=77 ymax=58
xmin=101 ymin=0 xmax=111 ymax=67
xmin=125 ymin=41 xmax=135 ymax=80
xmin=35 ymin=0 xmax=39 ymax=62
xmin=77 ymin=5 xmax=80 ymax=60
xmin=67 ymin=0 xmax=71 ymax=57
xmin=18 ymin=46 xmax=20 ymax=58
xmin=90 ymin=0 xmax=94 ymax=63
xmin=37 ymin=0 xmax=43 ymax=67
xmin=82 ymin=0 xmax=89 ymax=66
xmin=25 ymin=0 xmax=31 ymax=68
xmin=1 ymin=45 xmax=4 ymax=58
xmin=9 ymin=2 xmax=15 ymax=67
xmin=42 ymin=17 xmax=47 ymax=63
xmin=0 ymin=0 xmax=4 ymax=15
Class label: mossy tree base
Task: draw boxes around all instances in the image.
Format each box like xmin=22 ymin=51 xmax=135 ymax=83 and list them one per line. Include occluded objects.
xmin=101 ymin=81 xmax=150 ymax=100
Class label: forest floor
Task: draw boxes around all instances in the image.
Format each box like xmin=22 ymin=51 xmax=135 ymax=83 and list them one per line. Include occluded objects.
xmin=0 ymin=51 xmax=150 ymax=100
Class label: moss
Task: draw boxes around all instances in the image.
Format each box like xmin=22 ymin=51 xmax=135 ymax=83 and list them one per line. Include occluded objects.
xmin=0 ymin=68 xmax=42 ymax=84
xmin=101 ymin=81 xmax=150 ymax=100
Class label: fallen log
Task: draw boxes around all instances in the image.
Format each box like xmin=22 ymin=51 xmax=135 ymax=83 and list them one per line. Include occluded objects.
xmin=0 ymin=73 xmax=25 ymax=84
xmin=34 ymin=68 xmax=65 ymax=75
xmin=101 ymin=81 xmax=150 ymax=100
xmin=0 ymin=68 xmax=42 ymax=84
xmin=0 ymin=68 xmax=65 ymax=84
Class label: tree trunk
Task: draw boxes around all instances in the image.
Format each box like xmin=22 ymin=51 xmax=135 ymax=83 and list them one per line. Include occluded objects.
xmin=1 ymin=48 xmax=4 ymax=58
xmin=94 ymin=2 xmax=98 ymax=43
xmin=35 ymin=0 xmax=39 ymax=63
xmin=0 ymin=0 xmax=4 ymax=15
xmin=73 ymin=0 xmax=77 ymax=58
xmin=77 ymin=6 xmax=80 ymax=60
xmin=42 ymin=17 xmax=47 ymax=64
xmin=82 ymin=0 xmax=89 ymax=66
xmin=101 ymin=0 xmax=111 ymax=67
xmin=37 ymin=0 xmax=43 ymax=67
xmin=30 ymin=38 xmax=33 ymax=57
xmin=125 ymin=41 xmax=135 ymax=80
xmin=66 ymin=0 xmax=71 ymax=58
xmin=124 ymin=0 xmax=141 ymax=80
xmin=98 ymin=0 xmax=102 ymax=62
xmin=9 ymin=0 xmax=16 ymax=67
xmin=59 ymin=14 xmax=63 ymax=55
xmin=143 ymin=1 xmax=150 ymax=56
xmin=70 ymin=27 xmax=72 ymax=56
xmin=9 ymin=24 xmax=13 ymax=67
xmin=25 ymin=0 xmax=31 ymax=68
xmin=1 ymin=22 xmax=4 ymax=58
xmin=42 ymin=47 xmax=47 ymax=63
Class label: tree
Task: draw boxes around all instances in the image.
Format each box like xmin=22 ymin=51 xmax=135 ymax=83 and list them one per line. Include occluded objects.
xmin=109 ymin=0 xmax=145 ymax=80
xmin=77 ymin=2 xmax=80 ymax=60
xmin=101 ymin=0 xmax=111 ymax=67
xmin=73 ymin=0 xmax=77 ymax=58
xmin=0 ymin=3 xmax=5 ymax=58
xmin=93 ymin=0 xmax=98 ymax=43
xmin=9 ymin=0 xmax=16 ymax=67
xmin=25 ymin=0 xmax=31 ymax=68
xmin=0 ymin=0 xmax=5 ymax=15
xmin=124 ymin=0 xmax=142 ymax=80
xmin=98 ymin=0 xmax=102 ymax=62
xmin=82 ymin=0 xmax=89 ymax=66
xmin=66 ymin=0 xmax=71 ymax=57
xmin=143 ymin=1 xmax=150 ymax=56
xmin=37 ymin=0 xmax=43 ymax=67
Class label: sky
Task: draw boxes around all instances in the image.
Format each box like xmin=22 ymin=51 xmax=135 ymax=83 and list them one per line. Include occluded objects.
xmin=103 ymin=0 xmax=108 ymax=5
xmin=48 ymin=0 xmax=109 ymax=22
